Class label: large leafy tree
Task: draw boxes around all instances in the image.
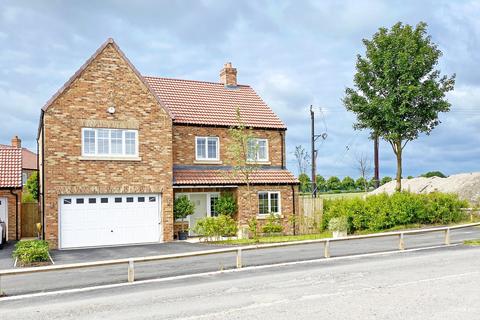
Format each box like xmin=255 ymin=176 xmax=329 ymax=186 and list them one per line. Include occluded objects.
xmin=298 ymin=173 xmax=312 ymax=193
xmin=343 ymin=22 xmax=455 ymax=192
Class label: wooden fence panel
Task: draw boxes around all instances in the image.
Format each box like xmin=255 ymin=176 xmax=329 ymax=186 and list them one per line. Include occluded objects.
xmin=297 ymin=196 xmax=323 ymax=234
xmin=21 ymin=202 xmax=40 ymax=238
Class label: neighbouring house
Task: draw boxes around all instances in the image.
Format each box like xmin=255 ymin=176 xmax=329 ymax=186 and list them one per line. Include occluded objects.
xmin=38 ymin=38 xmax=299 ymax=249
xmin=1 ymin=136 xmax=38 ymax=186
xmin=0 ymin=144 xmax=22 ymax=242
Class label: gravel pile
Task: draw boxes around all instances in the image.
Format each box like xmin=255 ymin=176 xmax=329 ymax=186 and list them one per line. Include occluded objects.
xmin=370 ymin=172 xmax=480 ymax=204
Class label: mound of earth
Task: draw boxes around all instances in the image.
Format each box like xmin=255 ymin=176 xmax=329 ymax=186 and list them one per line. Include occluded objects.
xmin=370 ymin=172 xmax=480 ymax=204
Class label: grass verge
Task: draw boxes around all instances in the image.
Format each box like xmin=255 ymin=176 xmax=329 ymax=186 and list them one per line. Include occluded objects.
xmin=464 ymin=239 xmax=480 ymax=246
xmin=214 ymin=231 xmax=332 ymax=245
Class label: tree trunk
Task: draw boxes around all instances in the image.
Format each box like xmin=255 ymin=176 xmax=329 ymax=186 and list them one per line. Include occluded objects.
xmin=395 ymin=141 xmax=402 ymax=192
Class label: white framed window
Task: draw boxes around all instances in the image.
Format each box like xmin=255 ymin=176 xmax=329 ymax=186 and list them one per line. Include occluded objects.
xmin=195 ymin=136 xmax=219 ymax=161
xmin=82 ymin=128 xmax=139 ymax=158
xmin=247 ymin=138 xmax=269 ymax=162
xmin=258 ymin=191 xmax=280 ymax=216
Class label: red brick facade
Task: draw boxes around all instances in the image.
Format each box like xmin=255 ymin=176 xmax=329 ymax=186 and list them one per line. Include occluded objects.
xmin=0 ymin=189 xmax=21 ymax=241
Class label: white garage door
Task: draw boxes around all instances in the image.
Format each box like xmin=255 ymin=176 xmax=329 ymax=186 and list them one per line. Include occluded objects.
xmin=60 ymin=194 xmax=161 ymax=249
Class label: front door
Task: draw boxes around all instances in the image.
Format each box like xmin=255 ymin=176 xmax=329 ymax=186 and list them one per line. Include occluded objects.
xmin=188 ymin=194 xmax=208 ymax=236
xmin=0 ymin=198 xmax=7 ymax=240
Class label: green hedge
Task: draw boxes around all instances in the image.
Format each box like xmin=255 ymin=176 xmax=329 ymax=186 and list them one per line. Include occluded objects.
xmin=321 ymin=192 xmax=469 ymax=233
xmin=12 ymin=240 xmax=50 ymax=264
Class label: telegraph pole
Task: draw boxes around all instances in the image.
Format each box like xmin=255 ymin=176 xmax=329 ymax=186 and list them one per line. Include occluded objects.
xmin=374 ymin=134 xmax=380 ymax=188
xmin=310 ymin=105 xmax=316 ymax=197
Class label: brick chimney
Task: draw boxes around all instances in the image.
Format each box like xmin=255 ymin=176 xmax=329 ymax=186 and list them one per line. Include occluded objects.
xmin=220 ymin=62 xmax=237 ymax=87
xmin=11 ymin=136 xmax=21 ymax=148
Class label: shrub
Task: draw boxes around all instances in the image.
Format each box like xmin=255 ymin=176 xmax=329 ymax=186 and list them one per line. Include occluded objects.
xmin=248 ymin=217 xmax=259 ymax=242
xmin=328 ymin=216 xmax=348 ymax=233
xmin=174 ymin=196 xmax=195 ymax=232
xmin=12 ymin=240 xmax=49 ymax=264
xmin=322 ymin=192 xmax=468 ymax=233
xmin=193 ymin=215 xmax=238 ymax=240
xmin=214 ymin=193 xmax=237 ymax=216
xmin=262 ymin=213 xmax=284 ymax=234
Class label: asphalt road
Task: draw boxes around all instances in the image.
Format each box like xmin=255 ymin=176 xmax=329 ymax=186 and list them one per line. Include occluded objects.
xmin=0 ymin=226 xmax=478 ymax=296
xmin=1 ymin=245 xmax=479 ymax=319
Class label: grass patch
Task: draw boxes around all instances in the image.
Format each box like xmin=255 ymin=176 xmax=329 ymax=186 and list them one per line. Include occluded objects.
xmin=317 ymin=192 xmax=367 ymax=200
xmin=464 ymin=239 xmax=480 ymax=246
xmin=214 ymin=231 xmax=332 ymax=245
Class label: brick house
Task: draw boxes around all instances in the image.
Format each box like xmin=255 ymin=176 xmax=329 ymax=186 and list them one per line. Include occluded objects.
xmin=38 ymin=39 xmax=298 ymax=249
xmin=1 ymin=136 xmax=38 ymax=186
xmin=0 ymin=144 xmax=22 ymax=242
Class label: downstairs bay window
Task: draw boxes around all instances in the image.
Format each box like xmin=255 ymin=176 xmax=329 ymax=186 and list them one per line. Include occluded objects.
xmin=258 ymin=191 xmax=281 ymax=216
xmin=81 ymin=128 xmax=139 ymax=158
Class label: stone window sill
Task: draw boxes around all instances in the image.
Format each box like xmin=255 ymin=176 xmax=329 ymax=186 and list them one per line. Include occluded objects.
xmin=79 ymin=156 xmax=142 ymax=161
xmin=257 ymin=214 xmax=283 ymax=220
xmin=246 ymin=161 xmax=271 ymax=165
xmin=193 ymin=160 xmax=223 ymax=165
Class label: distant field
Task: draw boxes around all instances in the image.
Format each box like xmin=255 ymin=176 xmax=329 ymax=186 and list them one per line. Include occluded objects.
xmin=300 ymin=192 xmax=367 ymax=200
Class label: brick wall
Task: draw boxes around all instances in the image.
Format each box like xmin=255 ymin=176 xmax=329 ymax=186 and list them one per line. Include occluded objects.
xmin=0 ymin=189 xmax=21 ymax=241
xmin=41 ymin=43 xmax=173 ymax=248
xmin=173 ymin=125 xmax=285 ymax=167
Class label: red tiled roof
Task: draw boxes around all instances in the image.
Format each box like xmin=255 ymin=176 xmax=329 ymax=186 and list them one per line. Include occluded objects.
xmin=0 ymin=144 xmax=37 ymax=170
xmin=0 ymin=146 xmax=22 ymax=188
xmin=144 ymin=77 xmax=286 ymax=129
xmin=174 ymin=169 xmax=298 ymax=185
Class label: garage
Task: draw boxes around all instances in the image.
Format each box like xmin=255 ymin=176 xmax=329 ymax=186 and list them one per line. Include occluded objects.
xmin=59 ymin=194 xmax=161 ymax=249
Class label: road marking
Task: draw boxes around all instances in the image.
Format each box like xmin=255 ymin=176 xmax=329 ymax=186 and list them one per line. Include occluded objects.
xmin=0 ymin=243 xmax=461 ymax=302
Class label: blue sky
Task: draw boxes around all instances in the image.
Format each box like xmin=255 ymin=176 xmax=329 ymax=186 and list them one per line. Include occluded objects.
xmin=0 ymin=0 xmax=479 ymax=179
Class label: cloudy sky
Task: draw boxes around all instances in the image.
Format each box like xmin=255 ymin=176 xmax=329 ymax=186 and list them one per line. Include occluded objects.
xmin=0 ymin=0 xmax=479 ymax=179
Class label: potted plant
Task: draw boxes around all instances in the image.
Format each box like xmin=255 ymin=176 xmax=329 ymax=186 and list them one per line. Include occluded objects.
xmin=174 ymin=195 xmax=195 ymax=240
xmin=328 ymin=216 xmax=348 ymax=238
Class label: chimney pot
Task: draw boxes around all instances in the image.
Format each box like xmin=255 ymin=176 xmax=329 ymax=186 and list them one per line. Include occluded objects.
xmin=220 ymin=62 xmax=237 ymax=87
xmin=11 ymin=136 xmax=21 ymax=148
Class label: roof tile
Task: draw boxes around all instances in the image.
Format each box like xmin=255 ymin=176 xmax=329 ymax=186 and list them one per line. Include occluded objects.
xmin=174 ymin=169 xmax=298 ymax=185
xmin=0 ymin=146 xmax=22 ymax=188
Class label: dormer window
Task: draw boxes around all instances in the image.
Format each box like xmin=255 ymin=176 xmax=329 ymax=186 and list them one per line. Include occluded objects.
xmin=247 ymin=138 xmax=269 ymax=162
xmin=195 ymin=137 xmax=219 ymax=161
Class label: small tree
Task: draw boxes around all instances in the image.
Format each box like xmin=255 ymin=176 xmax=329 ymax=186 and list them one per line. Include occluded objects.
xmin=294 ymin=145 xmax=310 ymax=175
xmin=326 ymin=176 xmax=341 ymax=191
xmin=173 ymin=196 xmax=195 ymax=233
xmin=381 ymin=176 xmax=393 ymax=186
xmin=316 ymin=175 xmax=326 ymax=192
xmin=214 ymin=193 xmax=237 ymax=216
xmin=25 ymin=172 xmax=39 ymax=201
xmin=227 ymin=108 xmax=260 ymax=218
xmin=356 ymin=153 xmax=371 ymax=192
xmin=344 ymin=22 xmax=455 ymax=192
xmin=355 ymin=177 xmax=368 ymax=191
xmin=298 ymin=173 xmax=312 ymax=193
xmin=421 ymin=171 xmax=447 ymax=178
xmin=341 ymin=176 xmax=355 ymax=191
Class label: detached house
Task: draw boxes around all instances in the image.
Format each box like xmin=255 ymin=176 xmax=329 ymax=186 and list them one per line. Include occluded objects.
xmin=38 ymin=39 xmax=298 ymax=249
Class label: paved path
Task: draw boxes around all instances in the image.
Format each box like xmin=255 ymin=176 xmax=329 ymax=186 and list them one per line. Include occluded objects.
xmin=2 ymin=245 xmax=479 ymax=319
xmin=0 ymin=226 xmax=478 ymax=296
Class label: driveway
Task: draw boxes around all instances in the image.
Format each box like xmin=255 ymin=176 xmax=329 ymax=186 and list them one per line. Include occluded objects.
xmin=51 ymin=241 xmax=226 ymax=265
xmin=0 ymin=241 xmax=15 ymax=269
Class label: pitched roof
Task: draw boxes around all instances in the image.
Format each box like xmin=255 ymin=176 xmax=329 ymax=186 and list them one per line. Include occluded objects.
xmin=0 ymin=145 xmax=37 ymax=170
xmin=144 ymin=77 xmax=286 ymax=129
xmin=173 ymin=168 xmax=298 ymax=185
xmin=0 ymin=146 xmax=22 ymax=188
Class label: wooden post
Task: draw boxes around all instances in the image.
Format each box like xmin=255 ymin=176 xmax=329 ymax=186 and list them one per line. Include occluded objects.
xmin=399 ymin=233 xmax=405 ymax=250
xmin=444 ymin=228 xmax=451 ymax=245
xmin=324 ymin=240 xmax=331 ymax=258
xmin=236 ymin=248 xmax=242 ymax=268
xmin=128 ymin=259 xmax=135 ymax=283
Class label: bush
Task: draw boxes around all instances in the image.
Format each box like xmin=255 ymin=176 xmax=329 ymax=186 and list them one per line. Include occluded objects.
xmin=12 ymin=240 xmax=49 ymax=264
xmin=25 ymin=172 xmax=39 ymax=201
xmin=193 ymin=215 xmax=238 ymax=240
xmin=328 ymin=216 xmax=348 ymax=232
xmin=321 ymin=192 xmax=468 ymax=233
xmin=214 ymin=193 xmax=237 ymax=216
xmin=262 ymin=213 xmax=284 ymax=234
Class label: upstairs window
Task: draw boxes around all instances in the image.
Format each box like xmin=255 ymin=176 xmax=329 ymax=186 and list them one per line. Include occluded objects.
xmin=82 ymin=128 xmax=138 ymax=158
xmin=247 ymin=138 xmax=269 ymax=162
xmin=195 ymin=137 xmax=219 ymax=161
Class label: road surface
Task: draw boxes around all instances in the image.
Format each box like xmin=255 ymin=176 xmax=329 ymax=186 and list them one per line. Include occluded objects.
xmin=1 ymin=245 xmax=479 ymax=319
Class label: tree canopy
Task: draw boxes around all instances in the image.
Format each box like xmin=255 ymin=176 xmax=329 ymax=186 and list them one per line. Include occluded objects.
xmin=343 ymin=22 xmax=455 ymax=192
